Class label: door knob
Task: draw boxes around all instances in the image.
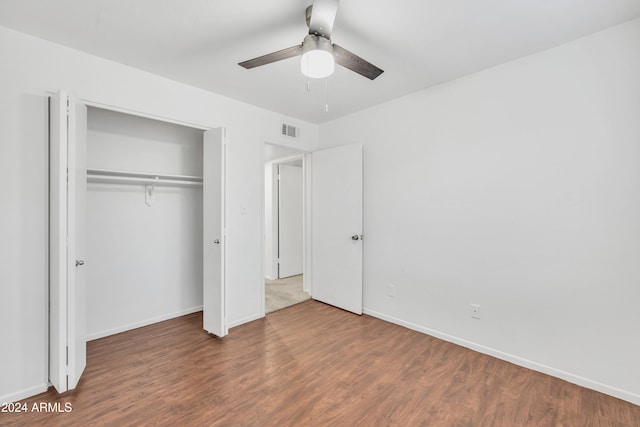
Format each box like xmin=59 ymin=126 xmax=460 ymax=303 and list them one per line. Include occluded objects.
xmin=213 ymin=239 xmax=220 ymax=244
xmin=76 ymin=260 xmax=85 ymax=267
xmin=351 ymin=235 xmax=359 ymax=241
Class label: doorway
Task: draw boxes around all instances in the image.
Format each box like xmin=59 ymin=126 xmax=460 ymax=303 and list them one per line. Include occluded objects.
xmin=85 ymin=107 xmax=205 ymax=340
xmin=261 ymin=142 xmax=364 ymax=317
xmin=263 ymin=143 xmax=309 ymax=313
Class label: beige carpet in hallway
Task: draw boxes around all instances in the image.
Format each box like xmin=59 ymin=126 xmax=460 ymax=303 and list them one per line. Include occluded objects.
xmin=265 ymin=275 xmax=310 ymax=313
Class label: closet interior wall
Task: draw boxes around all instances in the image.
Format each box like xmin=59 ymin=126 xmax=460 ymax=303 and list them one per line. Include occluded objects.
xmin=86 ymin=107 xmax=204 ymax=340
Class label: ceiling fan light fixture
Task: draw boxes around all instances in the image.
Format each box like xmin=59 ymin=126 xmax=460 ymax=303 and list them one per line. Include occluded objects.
xmin=301 ymin=34 xmax=335 ymax=79
xmin=238 ymin=2 xmax=383 ymax=81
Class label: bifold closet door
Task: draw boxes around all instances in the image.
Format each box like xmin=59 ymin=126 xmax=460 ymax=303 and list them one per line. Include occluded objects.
xmin=203 ymin=128 xmax=227 ymax=337
xmin=49 ymin=91 xmax=88 ymax=393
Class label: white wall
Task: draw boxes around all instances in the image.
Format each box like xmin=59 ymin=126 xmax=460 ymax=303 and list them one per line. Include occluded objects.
xmin=319 ymin=19 xmax=640 ymax=404
xmin=86 ymin=107 xmax=204 ymax=339
xmin=0 ymin=26 xmax=318 ymax=403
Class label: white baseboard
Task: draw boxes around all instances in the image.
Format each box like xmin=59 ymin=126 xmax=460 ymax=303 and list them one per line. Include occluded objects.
xmin=363 ymin=308 xmax=640 ymax=406
xmin=87 ymin=305 xmax=203 ymax=341
xmin=0 ymin=383 xmax=48 ymax=404
xmin=227 ymin=312 xmax=264 ymax=329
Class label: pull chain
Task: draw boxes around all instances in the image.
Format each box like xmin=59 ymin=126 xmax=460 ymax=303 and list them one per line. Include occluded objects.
xmin=325 ymin=77 xmax=329 ymax=113
xmin=303 ymin=78 xmax=330 ymax=112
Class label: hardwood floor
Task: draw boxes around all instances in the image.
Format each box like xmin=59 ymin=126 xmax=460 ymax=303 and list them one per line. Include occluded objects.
xmin=3 ymin=300 xmax=639 ymax=426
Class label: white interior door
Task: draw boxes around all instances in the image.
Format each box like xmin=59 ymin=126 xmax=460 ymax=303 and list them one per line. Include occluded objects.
xmin=49 ymin=91 xmax=87 ymax=392
xmin=278 ymin=164 xmax=303 ymax=278
xmin=311 ymin=144 xmax=363 ymax=314
xmin=203 ymin=128 xmax=227 ymax=337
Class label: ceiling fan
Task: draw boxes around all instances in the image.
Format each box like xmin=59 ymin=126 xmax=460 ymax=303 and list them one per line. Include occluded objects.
xmin=238 ymin=0 xmax=383 ymax=80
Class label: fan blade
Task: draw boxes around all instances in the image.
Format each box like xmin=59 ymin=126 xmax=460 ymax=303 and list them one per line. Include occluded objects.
xmin=309 ymin=0 xmax=340 ymax=38
xmin=332 ymin=44 xmax=384 ymax=80
xmin=238 ymin=45 xmax=303 ymax=69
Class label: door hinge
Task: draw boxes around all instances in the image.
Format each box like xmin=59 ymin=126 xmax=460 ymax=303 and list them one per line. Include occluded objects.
xmin=66 ymin=346 xmax=69 ymax=365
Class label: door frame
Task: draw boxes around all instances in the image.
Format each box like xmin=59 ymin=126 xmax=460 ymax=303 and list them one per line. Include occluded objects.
xmin=270 ymin=157 xmax=304 ymax=280
xmin=260 ymin=142 xmax=312 ymax=316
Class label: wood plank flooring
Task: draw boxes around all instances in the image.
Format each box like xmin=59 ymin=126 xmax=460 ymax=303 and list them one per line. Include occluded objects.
xmin=2 ymin=300 xmax=639 ymax=426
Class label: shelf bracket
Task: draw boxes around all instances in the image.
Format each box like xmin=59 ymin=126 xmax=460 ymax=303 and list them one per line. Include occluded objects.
xmin=145 ymin=177 xmax=158 ymax=207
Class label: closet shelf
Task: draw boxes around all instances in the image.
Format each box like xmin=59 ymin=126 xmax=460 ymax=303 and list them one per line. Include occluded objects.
xmin=87 ymin=168 xmax=203 ymax=187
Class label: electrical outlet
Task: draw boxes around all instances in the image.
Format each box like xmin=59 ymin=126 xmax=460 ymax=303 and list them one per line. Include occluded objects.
xmin=387 ymin=284 xmax=396 ymax=297
xmin=470 ymin=304 xmax=480 ymax=319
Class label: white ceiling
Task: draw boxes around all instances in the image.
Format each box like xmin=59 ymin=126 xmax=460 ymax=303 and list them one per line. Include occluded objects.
xmin=1 ymin=1 xmax=639 ymax=124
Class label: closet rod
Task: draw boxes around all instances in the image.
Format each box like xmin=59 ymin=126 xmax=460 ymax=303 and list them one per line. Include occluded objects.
xmin=87 ymin=168 xmax=203 ymax=187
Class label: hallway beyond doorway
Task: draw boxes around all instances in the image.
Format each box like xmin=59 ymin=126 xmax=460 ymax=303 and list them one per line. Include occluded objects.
xmin=265 ymin=275 xmax=309 ymax=313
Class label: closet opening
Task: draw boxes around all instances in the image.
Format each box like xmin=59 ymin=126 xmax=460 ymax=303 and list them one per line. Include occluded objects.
xmin=85 ymin=107 xmax=206 ymax=340
xmin=49 ymin=92 xmax=226 ymax=393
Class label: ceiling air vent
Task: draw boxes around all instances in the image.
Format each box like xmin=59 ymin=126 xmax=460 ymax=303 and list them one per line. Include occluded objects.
xmin=281 ymin=123 xmax=298 ymax=138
